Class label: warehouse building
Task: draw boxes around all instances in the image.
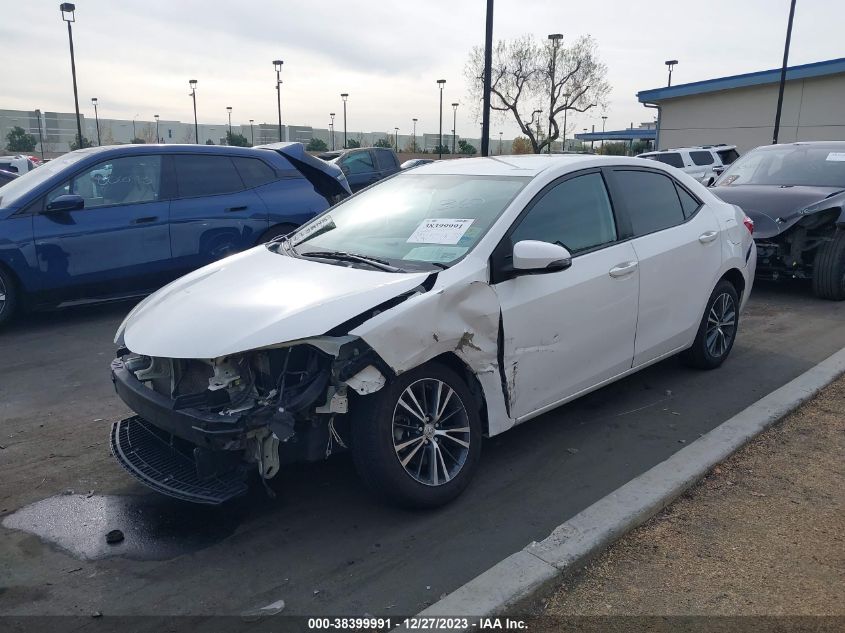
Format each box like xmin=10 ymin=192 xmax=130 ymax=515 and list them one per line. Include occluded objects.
xmin=637 ymin=57 xmax=845 ymax=152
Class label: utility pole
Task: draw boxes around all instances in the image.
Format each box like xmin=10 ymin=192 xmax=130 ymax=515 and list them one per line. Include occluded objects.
xmin=60 ymin=3 xmax=83 ymax=148
xmin=480 ymin=0 xmax=493 ymax=156
xmin=772 ymin=0 xmax=797 ymax=144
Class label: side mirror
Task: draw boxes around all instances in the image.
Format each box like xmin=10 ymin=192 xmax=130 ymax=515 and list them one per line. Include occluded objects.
xmin=512 ymin=240 xmax=572 ymax=273
xmin=45 ymin=194 xmax=84 ymax=213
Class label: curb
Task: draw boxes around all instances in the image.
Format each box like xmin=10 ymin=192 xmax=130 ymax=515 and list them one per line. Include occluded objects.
xmin=413 ymin=346 xmax=845 ymax=623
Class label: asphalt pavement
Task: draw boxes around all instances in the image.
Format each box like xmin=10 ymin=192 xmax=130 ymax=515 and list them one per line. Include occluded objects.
xmin=1 ymin=280 xmax=844 ymax=617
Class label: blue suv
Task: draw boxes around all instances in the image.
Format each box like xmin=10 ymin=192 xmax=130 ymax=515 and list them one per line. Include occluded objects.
xmin=0 ymin=143 xmax=350 ymax=327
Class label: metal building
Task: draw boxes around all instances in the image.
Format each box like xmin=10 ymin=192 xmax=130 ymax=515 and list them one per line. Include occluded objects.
xmin=637 ymin=57 xmax=845 ymax=152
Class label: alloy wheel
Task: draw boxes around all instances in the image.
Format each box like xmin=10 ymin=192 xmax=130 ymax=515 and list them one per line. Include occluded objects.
xmin=392 ymin=378 xmax=471 ymax=486
xmin=706 ymin=292 xmax=736 ymax=358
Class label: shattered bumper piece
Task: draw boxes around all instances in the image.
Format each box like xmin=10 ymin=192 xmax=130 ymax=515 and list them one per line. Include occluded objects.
xmin=110 ymin=416 xmax=248 ymax=505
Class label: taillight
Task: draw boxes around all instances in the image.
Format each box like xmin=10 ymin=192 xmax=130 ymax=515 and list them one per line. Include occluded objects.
xmin=743 ymin=216 xmax=754 ymax=235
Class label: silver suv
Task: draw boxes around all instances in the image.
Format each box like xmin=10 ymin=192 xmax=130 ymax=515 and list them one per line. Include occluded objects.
xmin=638 ymin=145 xmax=740 ymax=186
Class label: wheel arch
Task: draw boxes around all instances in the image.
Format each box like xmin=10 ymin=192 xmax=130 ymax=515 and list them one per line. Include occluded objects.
xmin=719 ymin=267 xmax=745 ymax=298
xmin=427 ymin=352 xmax=490 ymax=437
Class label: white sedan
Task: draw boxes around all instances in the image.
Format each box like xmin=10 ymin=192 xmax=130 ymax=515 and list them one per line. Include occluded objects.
xmin=111 ymin=155 xmax=756 ymax=507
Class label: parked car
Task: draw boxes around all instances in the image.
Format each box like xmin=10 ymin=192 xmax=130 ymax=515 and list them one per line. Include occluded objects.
xmin=401 ymin=158 xmax=435 ymax=170
xmin=0 ymin=142 xmax=350 ymax=327
xmin=0 ymin=169 xmax=18 ymax=187
xmin=318 ymin=147 xmax=401 ymax=191
xmin=639 ymin=145 xmax=740 ymax=186
xmin=0 ymin=155 xmax=38 ymax=175
xmin=711 ymin=141 xmax=845 ymax=300
xmin=110 ymin=154 xmax=755 ymax=507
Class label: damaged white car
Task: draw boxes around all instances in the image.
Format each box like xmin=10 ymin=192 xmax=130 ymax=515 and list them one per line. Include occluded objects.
xmin=110 ymin=155 xmax=756 ymax=507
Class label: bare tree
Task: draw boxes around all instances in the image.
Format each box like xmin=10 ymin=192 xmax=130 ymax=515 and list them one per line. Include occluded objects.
xmin=138 ymin=123 xmax=156 ymax=144
xmin=466 ymin=34 xmax=610 ymax=153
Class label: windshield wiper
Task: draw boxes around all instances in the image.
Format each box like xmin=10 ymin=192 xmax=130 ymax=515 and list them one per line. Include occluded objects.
xmin=300 ymin=251 xmax=403 ymax=272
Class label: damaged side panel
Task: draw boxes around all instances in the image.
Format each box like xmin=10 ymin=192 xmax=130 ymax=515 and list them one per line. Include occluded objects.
xmin=349 ymin=277 xmax=516 ymax=436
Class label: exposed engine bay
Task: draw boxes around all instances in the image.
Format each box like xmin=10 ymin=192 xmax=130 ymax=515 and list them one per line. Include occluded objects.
xmin=110 ymin=338 xmax=388 ymax=503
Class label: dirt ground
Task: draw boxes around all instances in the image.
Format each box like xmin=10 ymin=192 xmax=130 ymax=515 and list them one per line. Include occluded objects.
xmin=535 ymin=376 xmax=844 ymax=624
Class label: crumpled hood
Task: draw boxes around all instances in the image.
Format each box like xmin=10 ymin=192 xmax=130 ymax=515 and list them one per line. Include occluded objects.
xmin=712 ymin=185 xmax=844 ymax=238
xmin=118 ymin=246 xmax=429 ymax=359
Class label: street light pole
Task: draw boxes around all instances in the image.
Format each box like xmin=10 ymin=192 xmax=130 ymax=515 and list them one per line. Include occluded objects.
xmin=437 ymin=79 xmax=446 ymax=159
xmin=547 ymin=33 xmax=563 ymax=154
xmin=340 ymin=94 xmax=348 ymax=149
xmin=60 ymin=3 xmax=83 ymax=148
xmin=561 ymin=92 xmax=570 ymax=152
xmin=772 ymin=0 xmax=797 ymax=144
xmin=91 ymin=97 xmax=101 ymax=145
xmin=273 ymin=60 xmax=283 ymax=142
xmin=412 ymin=118 xmax=418 ymax=153
xmin=154 ymin=114 xmax=160 ymax=143
xmin=601 ymin=115 xmax=607 ymax=150
xmin=498 ymin=131 xmax=503 ymax=155
xmin=249 ymin=119 xmax=254 ymax=146
xmin=451 ymin=103 xmax=459 ymax=155
xmin=189 ymin=79 xmax=199 ymax=144
xmin=329 ymin=113 xmax=335 ymax=150
xmin=532 ymin=108 xmax=542 ymax=151
xmin=35 ymin=109 xmax=45 ymax=160
xmin=665 ymin=59 xmax=678 ymax=87
xmin=226 ymin=106 xmax=232 ymax=139
xmin=394 ymin=127 xmax=399 ymax=152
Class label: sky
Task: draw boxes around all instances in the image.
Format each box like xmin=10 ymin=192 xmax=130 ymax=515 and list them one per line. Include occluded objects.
xmin=3 ymin=0 xmax=845 ymax=140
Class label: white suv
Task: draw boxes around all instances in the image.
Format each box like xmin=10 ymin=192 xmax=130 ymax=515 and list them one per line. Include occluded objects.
xmin=0 ymin=155 xmax=37 ymax=175
xmin=639 ymin=145 xmax=740 ymax=186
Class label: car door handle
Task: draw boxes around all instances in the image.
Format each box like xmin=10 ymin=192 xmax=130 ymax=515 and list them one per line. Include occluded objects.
xmin=699 ymin=231 xmax=718 ymax=243
xmin=133 ymin=216 xmax=158 ymax=224
xmin=225 ymin=205 xmax=248 ymax=212
xmin=609 ymin=261 xmax=638 ymax=277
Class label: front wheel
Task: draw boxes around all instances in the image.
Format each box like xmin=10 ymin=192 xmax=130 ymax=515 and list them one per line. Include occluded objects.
xmin=812 ymin=232 xmax=845 ymax=301
xmin=351 ymin=363 xmax=482 ymax=508
xmin=681 ymin=280 xmax=739 ymax=369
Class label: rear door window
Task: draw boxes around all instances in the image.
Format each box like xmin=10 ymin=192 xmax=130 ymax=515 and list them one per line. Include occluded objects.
xmin=717 ymin=148 xmax=740 ymax=165
xmin=232 ymin=157 xmax=278 ymax=188
xmin=340 ymin=151 xmax=376 ymax=174
xmin=614 ymin=170 xmax=686 ymax=236
xmin=652 ymin=152 xmax=684 ymax=169
xmin=690 ymin=151 xmax=715 ymax=166
xmin=375 ymin=149 xmax=398 ymax=171
xmin=174 ymin=155 xmax=244 ymax=197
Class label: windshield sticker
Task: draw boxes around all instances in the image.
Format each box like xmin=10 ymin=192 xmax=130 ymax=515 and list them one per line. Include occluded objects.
xmin=826 ymin=152 xmax=845 ymax=162
xmin=404 ymin=246 xmax=468 ymax=263
xmin=291 ymin=214 xmax=336 ymax=246
xmin=407 ymin=218 xmax=474 ymax=245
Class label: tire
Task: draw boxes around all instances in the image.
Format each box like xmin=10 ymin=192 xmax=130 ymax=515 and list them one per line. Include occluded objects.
xmin=258 ymin=223 xmax=298 ymax=245
xmin=812 ymin=232 xmax=845 ymax=301
xmin=681 ymin=279 xmax=740 ymax=370
xmin=0 ymin=266 xmax=18 ymax=329
xmin=351 ymin=363 xmax=482 ymax=508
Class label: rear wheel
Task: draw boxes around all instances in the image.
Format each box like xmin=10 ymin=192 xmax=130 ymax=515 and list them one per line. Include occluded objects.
xmin=681 ymin=280 xmax=739 ymax=369
xmin=812 ymin=232 xmax=845 ymax=301
xmin=0 ymin=267 xmax=18 ymax=329
xmin=258 ymin=223 xmax=298 ymax=244
xmin=351 ymin=363 xmax=482 ymax=508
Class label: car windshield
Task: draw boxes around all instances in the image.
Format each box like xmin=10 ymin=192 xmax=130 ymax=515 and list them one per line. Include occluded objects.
xmin=0 ymin=151 xmax=88 ymax=207
xmin=283 ymin=173 xmax=530 ymax=269
xmin=715 ymin=146 xmax=845 ymax=188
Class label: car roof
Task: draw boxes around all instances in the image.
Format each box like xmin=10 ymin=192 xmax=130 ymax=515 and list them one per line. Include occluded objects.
xmin=404 ymin=154 xmax=649 ymax=177
xmin=66 ymin=143 xmax=278 ymax=157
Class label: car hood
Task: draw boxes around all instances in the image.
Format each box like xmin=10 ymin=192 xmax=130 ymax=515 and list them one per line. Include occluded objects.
xmin=711 ymin=185 xmax=845 ymax=238
xmin=118 ymin=246 xmax=430 ymax=359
